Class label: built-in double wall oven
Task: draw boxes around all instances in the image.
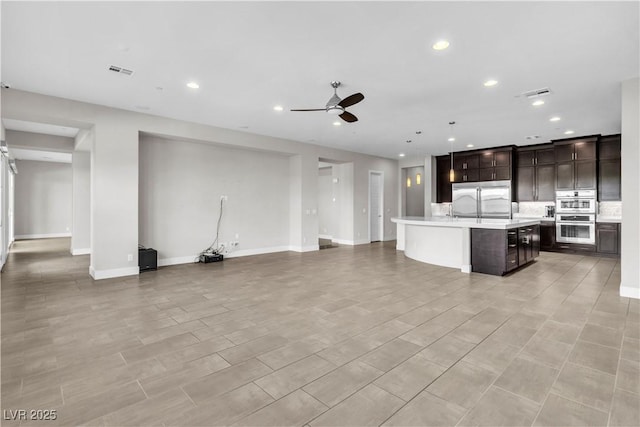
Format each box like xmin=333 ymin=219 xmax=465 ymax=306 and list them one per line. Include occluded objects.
xmin=555 ymin=190 xmax=596 ymax=245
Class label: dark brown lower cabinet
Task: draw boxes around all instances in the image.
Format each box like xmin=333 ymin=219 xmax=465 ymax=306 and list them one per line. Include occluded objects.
xmin=540 ymin=223 xmax=555 ymax=250
xmin=471 ymin=225 xmax=540 ymax=276
xmin=596 ymin=223 xmax=620 ymax=255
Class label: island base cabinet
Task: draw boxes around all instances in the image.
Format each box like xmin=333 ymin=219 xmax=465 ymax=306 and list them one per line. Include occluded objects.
xmin=471 ymin=226 xmax=540 ymax=276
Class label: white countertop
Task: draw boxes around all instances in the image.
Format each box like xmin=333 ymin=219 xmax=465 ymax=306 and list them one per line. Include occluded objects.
xmin=512 ymin=214 xmax=556 ymax=222
xmin=391 ymin=216 xmax=540 ymax=230
xmin=597 ymin=217 xmax=622 ymax=223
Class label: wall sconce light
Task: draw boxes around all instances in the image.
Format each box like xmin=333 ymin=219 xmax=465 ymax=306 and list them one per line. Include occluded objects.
xmin=416 ymin=173 xmax=421 ymax=185
xmin=406 ymin=177 xmax=412 ymax=188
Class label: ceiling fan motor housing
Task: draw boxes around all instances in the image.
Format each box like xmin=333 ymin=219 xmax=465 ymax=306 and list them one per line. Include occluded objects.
xmin=326 ymin=93 xmax=344 ymax=114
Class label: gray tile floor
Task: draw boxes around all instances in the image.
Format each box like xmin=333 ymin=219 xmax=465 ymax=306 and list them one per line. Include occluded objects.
xmin=1 ymin=238 xmax=638 ymax=426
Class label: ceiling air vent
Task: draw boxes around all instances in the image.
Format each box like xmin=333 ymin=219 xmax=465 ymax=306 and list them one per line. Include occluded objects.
xmin=108 ymin=65 xmax=134 ymax=76
xmin=519 ymin=87 xmax=551 ymax=99
xmin=525 ymin=135 xmax=540 ymax=140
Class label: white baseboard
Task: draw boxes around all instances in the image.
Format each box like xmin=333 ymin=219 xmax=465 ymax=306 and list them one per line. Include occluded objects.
xmin=158 ymin=246 xmax=295 ymax=267
xmin=353 ymin=239 xmax=371 ymax=245
xmin=382 ymin=236 xmax=397 ymax=242
xmin=461 ymin=264 xmax=472 ymax=274
xmin=318 ymin=234 xmax=333 ymax=239
xmin=289 ymin=245 xmax=319 ymax=253
xmin=332 ymin=238 xmax=355 ymax=245
xmin=620 ymin=285 xmax=640 ymax=299
xmin=15 ymin=233 xmax=71 ymax=240
xmin=71 ymin=248 xmax=91 ymax=256
xmin=90 ymin=266 xmax=139 ymax=280
xmin=226 ymin=246 xmax=291 ymax=258
xmin=158 ymin=255 xmax=199 ymax=267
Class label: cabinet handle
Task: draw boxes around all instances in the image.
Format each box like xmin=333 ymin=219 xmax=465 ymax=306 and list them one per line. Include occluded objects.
xmin=508 ymin=244 xmax=517 ymax=248
xmin=535 ymin=157 xmax=538 ymax=165
xmin=510 ymin=260 xmax=517 ymax=264
xmin=508 ymin=231 xmax=516 ymax=235
xmin=531 ymin=158 xmax=535 ymax=165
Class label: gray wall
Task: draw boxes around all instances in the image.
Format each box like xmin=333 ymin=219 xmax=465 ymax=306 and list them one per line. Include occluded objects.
xmin=6 ymin=130 xmax=74 ymax=152
xmin=71 ymin=150 xmax=91 ymax=254
xmin=2 ymin=89 xmax=399 ymax=279
xmin=404 ymin=166 xmax=425 ymax=217
xmin=14 ymin=159 xmax=72 ymax=238
xmin=139 ymin=135 xmax=291 ymax=263
xmin=621 ymin=77 xmax=640 ymax=298
xmin=318 ymin=167 xmax=333 ymax=237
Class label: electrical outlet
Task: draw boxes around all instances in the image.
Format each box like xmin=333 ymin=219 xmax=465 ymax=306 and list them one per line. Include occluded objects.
xmin=127 ymin=254 xmax=133 ymax=261
xmin=220 ymin=195 xmax=228 ymax=202
xmin=235 ymin=233 xmax=239 ymax=239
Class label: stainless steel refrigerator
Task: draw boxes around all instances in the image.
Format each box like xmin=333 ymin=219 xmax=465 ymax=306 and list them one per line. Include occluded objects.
xmin=452 ymin=180 xmax=512 ymax=219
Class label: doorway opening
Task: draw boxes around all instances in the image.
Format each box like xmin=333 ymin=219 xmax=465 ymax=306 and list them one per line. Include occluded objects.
xmin=318 ymin=159 xmax=353 ymax=248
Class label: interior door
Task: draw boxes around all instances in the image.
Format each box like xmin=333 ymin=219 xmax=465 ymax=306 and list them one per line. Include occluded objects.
xmin=369 ymin=172 xmax=383 ymax=242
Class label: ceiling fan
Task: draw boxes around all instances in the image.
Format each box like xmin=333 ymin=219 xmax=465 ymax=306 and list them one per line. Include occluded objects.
xmin=291 ymin=81 xmax=364 ymax=123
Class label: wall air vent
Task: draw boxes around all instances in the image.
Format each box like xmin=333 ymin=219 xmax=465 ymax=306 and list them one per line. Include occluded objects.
xmin=108 ymin=65 xmax=134 ymax=76
xmin=525 ymin=135 xmax=540 ymax=140
xmin=519 ymin=87 xmax=552 ymax=99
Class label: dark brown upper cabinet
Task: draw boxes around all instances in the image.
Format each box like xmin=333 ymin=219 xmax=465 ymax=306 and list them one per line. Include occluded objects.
xmin=452 ymin=152 xmax=480 ymax=183
xmin=554 ymin=136 xmax=597 ymax=162
xmin=516 ymin=145 xmax=555 ymax=201
xmin=453 ymin=153 xmax=479 ymax=171
xmin=478 ymin=148 xmax=512 ymax=181
xmin=598 ymin=134 xmax=621 ymax=201
xmin=554 ymin=136 xmax=597 ymax=190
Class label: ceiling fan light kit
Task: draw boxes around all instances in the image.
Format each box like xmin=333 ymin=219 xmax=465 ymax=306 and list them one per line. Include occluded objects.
xmin=291 ymin=81 xmax=364 ymax=123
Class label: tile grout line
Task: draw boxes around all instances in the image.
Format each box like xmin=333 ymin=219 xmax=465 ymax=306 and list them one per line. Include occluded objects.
xmin=531 ymin=258 xmax=611 ymax=426
xmin=606 ymin=293 xmax=631 ymax=427
xmin=380 ymin=310 xmax=516 ymax=427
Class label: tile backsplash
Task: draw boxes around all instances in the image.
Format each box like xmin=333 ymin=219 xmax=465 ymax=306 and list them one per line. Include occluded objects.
xmin=431 ymin=203 xmax=451 ymax=216
xmin=516 ymin=201 xmax=556 ymax=218
xmin=599 ymin=201 xmax=622 ymax=218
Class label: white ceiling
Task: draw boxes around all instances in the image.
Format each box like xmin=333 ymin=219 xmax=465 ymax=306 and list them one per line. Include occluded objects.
xmin=10 ymin=147 xmax=72 ymax=164
xmin=1 ymin=1 xmax=638 ymax=159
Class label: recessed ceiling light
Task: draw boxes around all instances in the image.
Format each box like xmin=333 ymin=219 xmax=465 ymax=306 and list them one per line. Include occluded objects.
xmin=532 ymin=100 xmax=545 ymax=106
xmin=432 ymin=40 xmax=450 ymax=51
xmin=399 ymin=153 xmax=406 ymax=157
xmin=415 ymin=131 xmax=422 ymax=135
xmin=186 ymin=82 xmax=200 ymax=89
xmin=564 ymin=130 xmax=575 ymax=135
xmin=466 ymin=144 xmax=474 ymax=148
xmin=333 ymin=121 xmax=341 ymax=126
xmin=406 ymin=140 xmax=412 ymax=144
xmin=484 ymin=79 xmax=498 ymax=87
xmin=550 ymin=116 xmax=561 ymax=122
xmin=448 ymin=137 xmax=455 ymax=142
xmin=273 ymin=105 xmax=283 ymax=111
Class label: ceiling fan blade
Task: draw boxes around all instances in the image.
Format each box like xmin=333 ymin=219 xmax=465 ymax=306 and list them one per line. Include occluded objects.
xmin=290 ymin=108 xmax=325 ymax=112
xmin=340 ymin=111 xmax=358 ymax=123
xmin=338 ymin=93 xmax=364 ymax=108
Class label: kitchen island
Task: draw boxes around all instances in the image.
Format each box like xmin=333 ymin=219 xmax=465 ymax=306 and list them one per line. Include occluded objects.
xmin=391 ymin=216 xmax=541 ymax=275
